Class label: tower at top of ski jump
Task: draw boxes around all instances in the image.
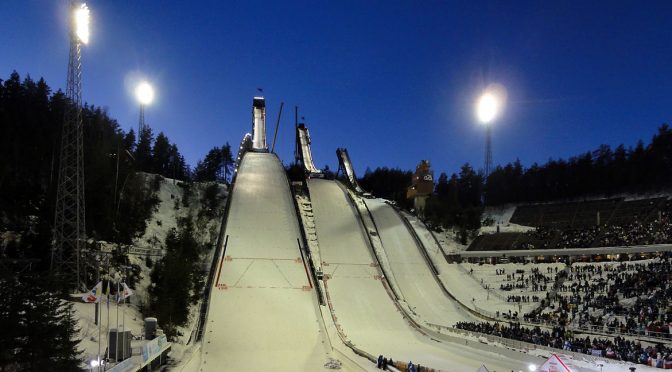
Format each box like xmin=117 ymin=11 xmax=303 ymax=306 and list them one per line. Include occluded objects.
xmin=296 ymin=123 xmax=323 ymax=177
xmin=251 ymin=96 xmax=267 ymax=152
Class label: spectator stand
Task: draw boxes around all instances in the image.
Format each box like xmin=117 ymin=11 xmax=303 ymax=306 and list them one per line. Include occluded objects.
xmin=525 ymin=257 xmax=672 ymax=343
xmin=476 ymin=197 xmax=672 ymax=252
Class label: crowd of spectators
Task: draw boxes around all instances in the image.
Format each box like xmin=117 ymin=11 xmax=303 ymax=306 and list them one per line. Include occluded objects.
xmin=496 ymin=267 xmax=554 ymax=294
xmin=506 ymin=200 xmax=672 ymax=250
xmin=525 ymin=256 xmax=672 ymax=340
xmin=454 ymin=321 xmax=672 ymax=368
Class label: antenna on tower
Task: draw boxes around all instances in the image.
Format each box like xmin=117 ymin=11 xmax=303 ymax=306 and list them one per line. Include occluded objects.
xmin=52 ymin=0 xmax=90 ymax=291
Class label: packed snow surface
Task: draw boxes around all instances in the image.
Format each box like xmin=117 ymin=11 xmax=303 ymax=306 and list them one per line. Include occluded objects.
xmin=363 ymin=198 xmax=478 ymax=326
xmin=308 ymin=179 xmax=542 ymax=371
xmin=199 ymin=153 xmax=335 ymax=371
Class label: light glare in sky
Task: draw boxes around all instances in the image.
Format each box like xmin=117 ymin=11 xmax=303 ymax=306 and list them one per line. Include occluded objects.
xmin=135 ymin=81 xmax=155 ymax=105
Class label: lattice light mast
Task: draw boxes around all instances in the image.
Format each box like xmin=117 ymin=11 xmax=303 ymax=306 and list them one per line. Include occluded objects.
xmin=484 ymin=125 xmax=493 ymax=180
xmin=476 ymin=89 xmax=503 ymax=181
xmin=136 ymin=81 xmax=154 ymax=134
xmin=52 ymin=1 xmax=90 ymax=291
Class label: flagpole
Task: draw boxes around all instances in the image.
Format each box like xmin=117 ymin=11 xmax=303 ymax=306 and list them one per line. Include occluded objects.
xmin=122 ymin=282 xmax=126 ymax=361
xmin=106 ymin=279 xmax=110 ymax=368
xmin=115 ymin=280 xmax=119 ymax=363
xmin=97 ymin=267 xmax=102 ymax=372
xmin=122 ymin=296 xmax=126 ymax=361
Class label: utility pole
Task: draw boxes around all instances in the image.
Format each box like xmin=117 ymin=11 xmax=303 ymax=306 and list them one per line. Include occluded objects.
xmin=52 ymin=1 xmax=90 ymax=291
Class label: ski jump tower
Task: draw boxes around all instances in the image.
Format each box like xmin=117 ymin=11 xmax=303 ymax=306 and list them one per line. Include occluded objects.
xmin=336 ymin=148 xmax=368 ymax=196
xmin=295 ymin=123 xmax=323 ymax=177
xmin=52 ymin=1 xmax=90 ymax=290
xmin=251 ymin=97 xmax=267 ymax=152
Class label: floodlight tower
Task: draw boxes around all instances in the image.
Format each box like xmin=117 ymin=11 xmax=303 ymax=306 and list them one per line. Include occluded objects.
xmin=136 ymin=81 xmax=154 ymax=134
xmin=476 ymin=91 xmax=501 ymax=181
xmin=52 ymin=1 xmax=90 ymax=291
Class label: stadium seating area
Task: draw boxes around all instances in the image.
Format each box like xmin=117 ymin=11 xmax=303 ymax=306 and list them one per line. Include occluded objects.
xmin=525 ymin=257 xmax=672 ymax=336
xmin=454 ymin=254 xmax=672 ymax=368
xmin=469 ymin=197 xmax=671 ymax=251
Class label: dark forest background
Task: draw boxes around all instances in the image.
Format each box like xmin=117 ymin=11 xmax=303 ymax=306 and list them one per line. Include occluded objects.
xmin=0 ymin=71 xmax=236 ymax=363
xmin=357 ymin=124 xmax=671 ymax=236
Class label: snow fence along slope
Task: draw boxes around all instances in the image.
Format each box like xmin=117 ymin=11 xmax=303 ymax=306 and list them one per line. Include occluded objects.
xmin=307 ymin=179 xmax=539 ymax=371
xmin=199 ymin=152 xmax=331 ymax=371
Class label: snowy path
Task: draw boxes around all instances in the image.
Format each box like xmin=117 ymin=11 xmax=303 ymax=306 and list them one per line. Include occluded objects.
xmin=308 ymin=179 xmax=541 ymax=371
xmin=199 ymin=153 xmax=333 ymax=371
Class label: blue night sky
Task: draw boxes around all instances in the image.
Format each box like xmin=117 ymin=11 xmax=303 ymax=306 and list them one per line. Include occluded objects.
xmin=1 ymin=1 xmax=670 ymax=177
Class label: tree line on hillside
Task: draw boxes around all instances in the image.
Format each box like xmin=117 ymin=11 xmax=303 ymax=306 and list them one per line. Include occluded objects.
xmin=0 ymin=71 xmax=235 ymax=263
xmin=355 ymin=124 xmax=671 ymax=242
xmin=356 ymin=164 xmax=483 ymax=243
xmin=0 ymin=70 xmax=239 ymax=364
xmin=485 ymin=124 xmax=672 ymax=204
xmin=192 ymin=144 xmax=234 ymax=183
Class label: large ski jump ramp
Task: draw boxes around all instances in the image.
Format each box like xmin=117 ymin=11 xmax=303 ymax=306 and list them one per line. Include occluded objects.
xmin=363 ymin=198 xmax=476 ymax=326
xmin=308 ymin=179 xmax=539 ymax=371
xmin=199 ymin=152 xmax=330 ymax=371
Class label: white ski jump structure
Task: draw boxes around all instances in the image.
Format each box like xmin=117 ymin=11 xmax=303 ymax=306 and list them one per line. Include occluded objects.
xmin=336 ymin=147 xmax=367 ymax=195
xmin=195 ymin=97 xmax=563 ymax=372
xmin=296 ymin=123 xmax=323 ymax=176
xmin=251 ymin=96 xmax=267 ymax=151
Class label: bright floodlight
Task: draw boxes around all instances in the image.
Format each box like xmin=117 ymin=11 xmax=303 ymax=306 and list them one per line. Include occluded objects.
xmin=74 ymin=3 xmax=90 ymax=44
xmin=477 ymin=92 xmax=499 ymax=124
xmin=476 ymin=83 xmax=507 ymax=124
xmin=135 ymin=82 xmax=154 ymax=105
xmin=528 ymin=364 xmax=537 ymax=372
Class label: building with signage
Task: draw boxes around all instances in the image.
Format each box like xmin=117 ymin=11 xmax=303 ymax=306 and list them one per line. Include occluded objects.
xmin=406 ymin=160 xmax=434 ymax=216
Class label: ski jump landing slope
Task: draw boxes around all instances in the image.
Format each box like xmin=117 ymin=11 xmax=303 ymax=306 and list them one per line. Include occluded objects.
xmin=200 ymin=153 xmax=330 ymax=371
xmin=308 ymin=179 xmax=537 ymax=371
xmin=363 ymin=198 xmax=477 ymax=326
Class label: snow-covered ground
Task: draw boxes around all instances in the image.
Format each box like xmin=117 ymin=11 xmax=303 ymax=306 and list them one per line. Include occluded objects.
xmin=74 ymin=174 xmax=227 ymax=366
xmin=308 ymin=179 xmax=544 ymax=372
xmin=363 ymin=198 xmax=478 ymax=326
xmin=73 ymin=299 xmax=145 ymax=367
xmin=457 ymin=261 xmax=566 ymax=317
xmin=481 ymin=204 xmax=535 ymax=235
xmin=198 ymin=153 xmax=349 ymax=371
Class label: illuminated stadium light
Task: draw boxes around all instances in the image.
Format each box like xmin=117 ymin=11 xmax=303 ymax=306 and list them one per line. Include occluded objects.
xmin=475 ymin=83 xmax=507 ymax=124
xmin=75 ymin=3 xmax=90 ymax=44
xmin=135 ymin=81 xmax=155 ymax=105
xmin=477 ymin=93 xmax=499 ymax=123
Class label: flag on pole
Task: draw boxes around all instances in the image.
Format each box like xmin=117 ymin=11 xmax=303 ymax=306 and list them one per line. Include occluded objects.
xmin=106 ymin=281 xmax=110 ymax=308
xmin=117 ymin=282 xmax=133 ymax=302
xmin=82 ymin=281 xmax=103 ymax=303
